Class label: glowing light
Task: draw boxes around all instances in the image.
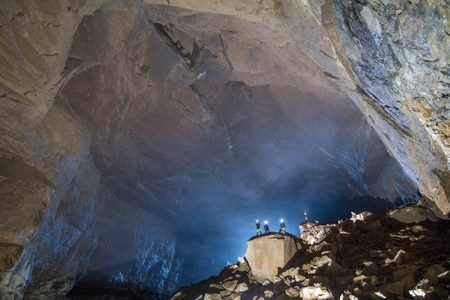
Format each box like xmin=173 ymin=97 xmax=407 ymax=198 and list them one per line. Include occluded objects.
xmin=264 ymin=220 xmax=268 ymax=224
xmin=256 ymin=219 xmax=259 ymax=223
xmin=280 ymin=219 xmax=284 ymax=223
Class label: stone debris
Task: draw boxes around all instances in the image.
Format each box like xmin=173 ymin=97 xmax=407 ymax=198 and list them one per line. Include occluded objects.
xmin=299 ymin=284 xmax=333 ymax=300
xmin=272 ymin=276 xmax=282 ymax=284
xmin=350 ymin=211 xmax=372 ymax=222
xmin=294 ymin=274 xmax=306 ymax=282
xmin=234 ymin=283 xmax=248 ymax=293
xmin=261 ymin=280 xmax=270 ymax=286
xmin=373 ymin=291 xmax=387 ymax=298
xmin=222 ymin=280 xmax=237 ymax=291
xmin=171 ymin=207 xmax=450 ymax=300
xmin=263 ymin=290 xmax=273 ymax=298
xmin=393 ymin=249 xmax=409 ymax=265
xmin=301 ymin=222 xmax=336 ymax=245
xmin=285 ymin=286 xmax=300 ymax=297
xmin=388 ymin=206 xmax=439 ymax=224
xmin=204 ymin=293 xmax=222 ymax=300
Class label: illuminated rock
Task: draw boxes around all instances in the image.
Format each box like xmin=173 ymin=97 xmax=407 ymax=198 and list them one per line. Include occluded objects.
xmin=175 ymin=208 xmax=450 ymax=299
xmin=299 ymin=285 xmax=333 ymax=300
xmin=245 ymin=233 xmax=301 ymax=281
xmin=388 ymin=205 xmax=439 ymax=224
xmin=300 ymin=223 xmax=338 ymax=245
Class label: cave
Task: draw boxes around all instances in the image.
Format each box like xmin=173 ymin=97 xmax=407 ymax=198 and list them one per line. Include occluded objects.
xmin=0 ymin=1 xmax=448 ymax=299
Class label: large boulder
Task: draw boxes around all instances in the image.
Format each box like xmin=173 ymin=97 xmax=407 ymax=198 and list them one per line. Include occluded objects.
xmin=245 ymin=233 xmax=301 ymax=281
xmin=388 ymin=205 xmax=439 ymax=224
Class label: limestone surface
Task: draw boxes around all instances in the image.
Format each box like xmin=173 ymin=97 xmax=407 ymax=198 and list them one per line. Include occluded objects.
xmin=245 ymin=233 xmax=301 ymax=281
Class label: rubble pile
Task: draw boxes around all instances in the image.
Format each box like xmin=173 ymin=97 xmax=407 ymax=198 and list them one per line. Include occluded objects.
xmin=172 ymin=207 xmax=450 ymax=299
xmin=300 ymin=222 xmax=335 ymax=245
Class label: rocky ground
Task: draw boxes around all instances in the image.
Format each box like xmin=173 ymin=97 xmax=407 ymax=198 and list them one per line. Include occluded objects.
xmin=171 ymin=206 xmax=450 ymax=300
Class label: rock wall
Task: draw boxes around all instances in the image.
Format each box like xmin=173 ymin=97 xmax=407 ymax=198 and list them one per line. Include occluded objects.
xmin=328 ymin=0 xmax=450 ymax=216
xmin=138 ymin=0 xmax=450 ymax=213
xmin=0 ymin=1 xmax=182 ymax=297
xmin=0 ymin=1 xmax=105 ymax=298
xmin=0 ymin=101 xmax=99 ymax=298
xmin=74 ymin=185 xmax=181 ymax=296
xmin=0 ymin=153 xmax=99 ymax=299
xmin=0 ymin=0 xmax=448 ymax=298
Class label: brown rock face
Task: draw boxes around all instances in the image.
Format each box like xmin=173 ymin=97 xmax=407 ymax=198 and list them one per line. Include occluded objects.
xmin=245 ymin=234 xmax=301 ymax=281
xmin=0 ymin=0 xmax=448 ymax=298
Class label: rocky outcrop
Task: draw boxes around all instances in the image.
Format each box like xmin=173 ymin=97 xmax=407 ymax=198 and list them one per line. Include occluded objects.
xmin=388 ymin=202 xmax=440 ymax=224
xmin=72 ymin=186 xmax=181 ymax=296
xmin=172 ymin=205 xmax=450 ymax=299
xmin=329 ymin=0 xmax=450 ymax=217
xmin=245 ymin=234 xmax=301 ymax=281
xmin=1 ymin=156 xmax=100 ymax=299
xmin=0 ymin=0 xmax=448 ymax=298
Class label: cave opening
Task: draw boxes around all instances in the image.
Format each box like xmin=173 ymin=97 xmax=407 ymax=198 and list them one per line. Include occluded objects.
xmin=2 ymin=1 xmax=448 ymax=299
xmin=56 ymin=3 xmax=416 ymax=293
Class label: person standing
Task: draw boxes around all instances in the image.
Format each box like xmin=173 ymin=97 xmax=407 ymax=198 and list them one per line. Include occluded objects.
xmin=264 ymin=220 xmax=270 ymax=234
xmin=279 ymin=219 xmax=286 ymax=234
xmin=255 ymin=219 xmax=262 ymax=236
xmin=299 ymin=211 xmax=308 ymax=236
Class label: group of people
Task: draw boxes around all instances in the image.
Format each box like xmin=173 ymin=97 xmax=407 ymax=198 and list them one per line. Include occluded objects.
xmin=255 ymin=219 xmax=286 ymax=236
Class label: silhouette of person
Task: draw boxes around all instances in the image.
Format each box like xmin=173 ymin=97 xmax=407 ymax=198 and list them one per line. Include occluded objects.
xmin=255 ymin=219 xmax=261 ymax=236
xmin=263 ymin=220 xmax=269 ymax=234
xmin=279 ymin=219 xmax=286 ymax=234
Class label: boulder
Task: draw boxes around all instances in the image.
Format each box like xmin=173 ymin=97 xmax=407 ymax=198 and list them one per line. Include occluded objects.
xmin=299 ymin=285 xmax=333 ymax=300
xmin=302 ymin=255 xmax=342 ymax=276
xmin=301 ymin=224 xmax=337 ymax=245
xmin=350 ymin=211 xmax=373 ymax=222
xmin=382 ymin=274 xmax=416 ymax=297
xmin=235 ymin=283 xmax=248 ymax=293
xmin=408 ymin=278 xmax=430 ymax=299
xmin=264 ymin=290 xmax=274 ymax=298
xmin=281 ymin=267 xmax=300 ymax=278
xmin=353 ymin=275 xmax=368 ymax=284
xmin=393 ymin=266 xmax=417 ymax=281
xmin=223 ymin=280 xmax=237 ymax=291
xmin=219 ymin=290 xmax=232 ymax=297
xmin=424 ymin=264 xmax=447 ymax=284
xmin=388 ymin=206 xmax=439 ymax=224
xmin=245 ymin=234 xmax=301 ymax=281
xmin=285 ymin=287 xmax=300 ymax=298
xmin=204 ymin=293 xmax=222 ymax=300
xmin=273 ymin=276 xmax=282 ymax=284
xmin=236 ymin=262 xmax=250 ymax=273
xmin=209 ymin=284 xmax=222 ymax=289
